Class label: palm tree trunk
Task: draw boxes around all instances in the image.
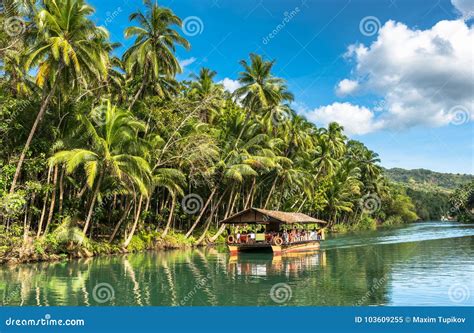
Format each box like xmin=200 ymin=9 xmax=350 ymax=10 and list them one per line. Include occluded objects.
xmin=144 ymin=196 xmax=150 ymax=214
xmin=185 ymin=188 xmax=216 ymax=238
xmin=76 ymin=183 xmax=88 ymax=199
xmin=58 ymin=167 xmax=65 ymax=218
xmin=234 ymin=111 xmax=251 ymax=146
xmin=36 ymin=165 xmax=53 ymax=237
xmin=224 ymin=187 xmax=235 ymax=218
xmin=123 ymin=195 xmax=144 ymax=248
xmin=43 ymin=165 xmax=59 ymax=235
xmin=129 ymin=68 xmax=148 ymax=111
xmin=244 ymin=178 xmax=255 ymax=209
xmin=26 ymin=192 xmax=36 ymax=234
xmin=264 ymin=176 xmax=278 ymax=209
xmin=197 ymin=194 xmax=225 ymax=244
xmin=109 ymin=198 xmax=132 ymax=243
xmin=9 ymin=66 xmax=62 ymax=193
xmin=81 ymin=172 xmax=104 ymax=240
xmin=297 ymin=198 xmax=307 ymax=212
xmin=161 ymin=195 xmax=176 ymax=238
xmin=207 ymin=190 xmax=235 ymax=243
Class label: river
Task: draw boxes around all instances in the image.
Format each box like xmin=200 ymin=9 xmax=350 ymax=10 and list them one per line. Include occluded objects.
xmin=1 ymin=221 xmax=473 ymax=306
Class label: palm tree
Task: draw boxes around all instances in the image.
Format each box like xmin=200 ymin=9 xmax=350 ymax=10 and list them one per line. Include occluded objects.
xmin=234 ymin=54 xmax=293 ymax=112
xmin=320 ymin=122 xmax=346 ymax=159
xmin=325 ymin=161 xmax=362 ymax=226
xmin=155 ymin=168 xmax=185 ymax=238
xmin=233 ymin=54 xmax=294 ymax=142
xmin=10 ymin=0 xmax=109 ymax=193
xmin=123 ymin=0 xmax=190 ymax=110
xmin=313 ymin=140 xmax=340 ymax=179
xmin=189 ymin=68 xmax=224 ymax=123
xmin=50 ymin=100 xmax=151 ymax=237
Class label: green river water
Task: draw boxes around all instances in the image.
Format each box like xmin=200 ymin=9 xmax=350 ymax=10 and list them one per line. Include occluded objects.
xmin=1 ymin=221 xmax=473 ymax=306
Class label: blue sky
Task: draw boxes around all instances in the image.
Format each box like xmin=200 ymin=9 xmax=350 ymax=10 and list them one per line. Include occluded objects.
xmin=89 ymin=0 xmax=473 ymax=174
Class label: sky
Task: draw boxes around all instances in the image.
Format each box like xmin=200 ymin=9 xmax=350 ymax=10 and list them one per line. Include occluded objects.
xmin=89 ymin=0 xmax=473 ymax=174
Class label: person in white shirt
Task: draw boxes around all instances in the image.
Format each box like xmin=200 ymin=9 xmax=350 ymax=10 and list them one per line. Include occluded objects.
xmin=236 ymin=229 xmax=241 ymax=243
xmin=249 ymin=232 xmax=256 ymax=243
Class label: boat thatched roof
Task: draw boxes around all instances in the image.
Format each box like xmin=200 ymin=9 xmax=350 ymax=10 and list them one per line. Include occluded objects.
xmin=218 ymin=208 xmax=327 ymax=225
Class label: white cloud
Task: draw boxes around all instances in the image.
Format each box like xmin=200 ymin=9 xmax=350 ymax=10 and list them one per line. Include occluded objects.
xmin=178 ymin=57 xmax=196 ymax=69
xmin=218 ymin=78 xmax=241 ymax=93
xmin=452 ymin=0 xmax=474 ymax=20
xmin=306 ymin=102 xmax=384 ymax=135
xmin=334 ymin=19 xmax=474 ymax=132
xmin=335 ymin=79 xmax=359 ymax=96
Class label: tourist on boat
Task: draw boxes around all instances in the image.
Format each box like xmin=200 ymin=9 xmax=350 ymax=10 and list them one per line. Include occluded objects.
xmin=236 ymin=230 xmax=241 ymax=243
xmin=249 ymin=232 xmax=256 ymax=244
xmin=283 ymin=229 xmax=289 ymax=244
xmin=290 ymin=228 xmax=296 ymax=242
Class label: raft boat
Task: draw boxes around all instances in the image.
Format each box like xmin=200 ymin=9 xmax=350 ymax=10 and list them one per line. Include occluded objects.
xmin=219 ymin=208 xmax=327 ymax=255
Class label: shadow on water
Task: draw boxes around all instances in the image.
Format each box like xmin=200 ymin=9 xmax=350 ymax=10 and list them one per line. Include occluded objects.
xmin=0 ymin=222 xmax=473 ymax=306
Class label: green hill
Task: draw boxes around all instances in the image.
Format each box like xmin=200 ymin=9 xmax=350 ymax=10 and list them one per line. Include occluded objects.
xmin=383 ymin=168 xmax=473 ymax=192
xmin=383 ymin=168 xmax=473 ymax=221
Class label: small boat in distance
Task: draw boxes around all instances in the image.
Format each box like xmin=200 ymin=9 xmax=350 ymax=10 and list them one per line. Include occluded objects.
xmin=219 ymin=208 xmax=327 ymax=255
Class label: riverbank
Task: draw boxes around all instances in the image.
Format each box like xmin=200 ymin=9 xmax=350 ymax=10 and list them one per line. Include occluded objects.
xmin=0 ymin=225 xmax=226 ymax=265
xmin=0 ymin=216 xmax=410 ymax=265
xmin=330 ymin=215 xmax=409 ymax=233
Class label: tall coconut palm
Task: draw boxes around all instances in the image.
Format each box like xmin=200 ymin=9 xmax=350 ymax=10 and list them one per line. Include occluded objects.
xmin=234 ymin=54 xmax=293 ymax=112
xmin=319 ymin=122 xmax=346 ymax=159
xmin=10 ymin=0 xmax=109 ymax=193
xmin=50 ymin=100 xmax=151 ymax=237
xmin=325 ymin=161 xmax=362 ymax=226
xmin=233 ymin=54 xmax=294 ymax=143
xmin=189 ymin=68 xmax=224 ymax=123
xmin=313 ymin=140 xmax=340 ymax=179
xmin=123 ymin=0 xmax=190 ymax=110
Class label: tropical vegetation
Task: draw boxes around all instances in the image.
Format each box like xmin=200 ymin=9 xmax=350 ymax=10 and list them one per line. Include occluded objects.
xmin=384 ymin=168 xmax=473 ymax=220
xmin=1 ymin=0 xmax=421 ymax=263
xmin=449 ymin=181 xmax=473 ymax=223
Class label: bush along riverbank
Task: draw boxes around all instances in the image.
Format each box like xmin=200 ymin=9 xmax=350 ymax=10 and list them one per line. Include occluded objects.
xmin=1 ymin=212 xmax=413 ymax=265
xmin=0 ymin=217 xmax=226 ymax=265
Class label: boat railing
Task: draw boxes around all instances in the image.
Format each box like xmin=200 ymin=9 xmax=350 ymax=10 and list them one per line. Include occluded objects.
xmin=226 ymin=232 xmax=321 ymax=245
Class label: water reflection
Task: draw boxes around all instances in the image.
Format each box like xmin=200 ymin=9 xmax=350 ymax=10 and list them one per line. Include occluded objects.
xmin=0 ymin=222 xmax=472 ymax=306
xmin=227 ymin=252 xmax=326 ymax=277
